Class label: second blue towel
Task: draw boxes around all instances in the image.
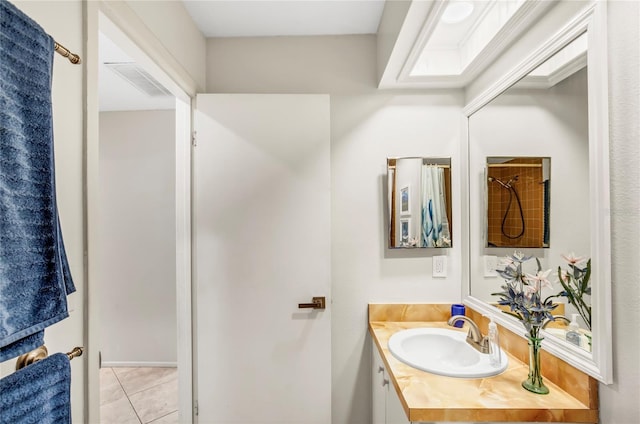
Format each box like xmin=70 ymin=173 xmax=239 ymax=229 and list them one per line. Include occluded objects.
xmin=0 ymin=353 xmax=71 ymax=424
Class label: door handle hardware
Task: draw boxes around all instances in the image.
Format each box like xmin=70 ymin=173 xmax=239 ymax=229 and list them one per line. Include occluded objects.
xmin=298 ymin=296 xmax=326 ymax=310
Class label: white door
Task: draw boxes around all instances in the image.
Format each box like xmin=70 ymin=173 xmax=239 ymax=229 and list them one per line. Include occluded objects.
xmin=193 ymin=94 xmax=331 ymax=423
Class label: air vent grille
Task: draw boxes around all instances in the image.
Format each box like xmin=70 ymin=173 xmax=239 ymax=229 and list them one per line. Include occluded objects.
xmin=105 ymin=62 xmax=171 ymax=97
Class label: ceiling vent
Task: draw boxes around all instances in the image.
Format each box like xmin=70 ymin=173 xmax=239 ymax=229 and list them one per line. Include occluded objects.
xmin=104 ymin=62 xmax=171 ymax=97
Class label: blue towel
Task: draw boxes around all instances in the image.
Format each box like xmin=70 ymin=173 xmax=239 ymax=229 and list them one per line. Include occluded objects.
xmin=0 ymin=353 xmax=71 ymax=424
xmin=0 ymin=0 xmax=75 ymax=359
xmin=0 ymin=331 xmax=43 ymax=363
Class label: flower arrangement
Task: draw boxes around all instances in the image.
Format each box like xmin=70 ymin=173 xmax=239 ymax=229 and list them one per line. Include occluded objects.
xmin=491 ymin=252 xmax=557 ymax=340
xmin=556 ymin=253 xmax=591 ymax=330
xmin=492 ymin=251 xmax=557 ymax=395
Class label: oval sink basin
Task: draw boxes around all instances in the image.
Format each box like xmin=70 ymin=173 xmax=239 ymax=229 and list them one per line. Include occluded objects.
xmin=387 ymin=327 xmax=508 ymax=378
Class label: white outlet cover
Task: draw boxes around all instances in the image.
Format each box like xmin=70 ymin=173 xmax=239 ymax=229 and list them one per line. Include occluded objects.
xmin=433 ymin=255 xmax=447 ymax=278
xmin=484 ymin=255 xmax=498 ymax=277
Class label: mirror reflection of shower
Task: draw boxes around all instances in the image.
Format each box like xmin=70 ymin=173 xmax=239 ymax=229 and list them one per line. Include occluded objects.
xmin=487 ymin=175 xmax=525 ymax=240
xmin=486 ymin=157 xmax=551 ymax=248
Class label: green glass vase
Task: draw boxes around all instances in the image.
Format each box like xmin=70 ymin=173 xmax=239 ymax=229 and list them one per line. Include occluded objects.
xmin=522 ymin=335 xmax=549 ymax=395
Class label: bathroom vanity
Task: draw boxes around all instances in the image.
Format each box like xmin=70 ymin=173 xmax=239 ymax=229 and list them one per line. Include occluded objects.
xmin=369 ymin=304 xmax=598 ymax=423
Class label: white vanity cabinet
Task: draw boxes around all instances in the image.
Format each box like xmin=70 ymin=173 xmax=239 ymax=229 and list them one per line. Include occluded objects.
xmin=372 ymin=340 xmax=410 ymax=424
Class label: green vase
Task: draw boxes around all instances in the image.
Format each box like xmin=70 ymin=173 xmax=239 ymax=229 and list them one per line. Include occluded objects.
xmin=522 ymin=336 xmax=549 ymax=395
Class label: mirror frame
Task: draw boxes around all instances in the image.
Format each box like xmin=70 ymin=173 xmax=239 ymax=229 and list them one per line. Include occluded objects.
xmin=462 ymin=2 xmax=612 ymax=383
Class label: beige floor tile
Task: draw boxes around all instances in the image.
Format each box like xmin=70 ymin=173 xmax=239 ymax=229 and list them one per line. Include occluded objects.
xmin=99 ymin=395 xmax=141 ymax=424
xmin=148 ymin=410 xmax=179 ymax=423
xmin=113 ymin=367 xmax=177 ymax=395
xmin=100 ymin=368 xmax=126 ymax=406
xmin=128 ymin=379 xmax=178 ymax=423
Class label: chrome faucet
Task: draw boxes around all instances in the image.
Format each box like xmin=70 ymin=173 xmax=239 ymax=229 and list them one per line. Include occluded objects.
xmin=447 ymin=315 xmax=490 ymax=354
xmin=542 ymin=315 xmax=571 ymax=329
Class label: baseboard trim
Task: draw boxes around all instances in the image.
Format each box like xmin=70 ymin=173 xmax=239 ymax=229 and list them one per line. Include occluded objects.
xmin=101 ymin=361 xmax=177 ymax=368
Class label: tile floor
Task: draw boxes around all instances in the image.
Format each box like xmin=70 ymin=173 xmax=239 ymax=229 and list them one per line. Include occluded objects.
xmin=100 ymin=367 xmax=178 ymax=424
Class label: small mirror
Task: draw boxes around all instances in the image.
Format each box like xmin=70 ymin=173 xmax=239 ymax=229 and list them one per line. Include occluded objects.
xmin=387 ymin=157 xmax=452 ymax=248
xmin=486 ymin=157 xmax=551 ymax=248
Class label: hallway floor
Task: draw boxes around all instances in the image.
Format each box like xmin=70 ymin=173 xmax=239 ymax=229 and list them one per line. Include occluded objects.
xmin=100 ymin=367 xmax=178 ymax=423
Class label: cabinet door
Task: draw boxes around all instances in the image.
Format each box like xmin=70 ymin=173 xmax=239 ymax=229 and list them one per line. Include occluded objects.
xmin=372 ymin=339 xmax=410 ymax=424
xmin=372 ymin=340 xmax=387 ymax=424
xmin=386 ymin=380 xmax=409 ymax=424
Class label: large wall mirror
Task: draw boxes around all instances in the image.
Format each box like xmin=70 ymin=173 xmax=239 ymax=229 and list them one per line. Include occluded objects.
xmin=387 ymin=157 xmax=452 ymax=248
xmin=463 ymin=3 xmax=612 ymax=383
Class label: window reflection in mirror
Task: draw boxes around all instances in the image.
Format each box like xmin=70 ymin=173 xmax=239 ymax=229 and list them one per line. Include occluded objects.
xmin=387 ymin=158 xmax=452 ymax=248
xmin=486 ymin=157 xmax=551 ymax=248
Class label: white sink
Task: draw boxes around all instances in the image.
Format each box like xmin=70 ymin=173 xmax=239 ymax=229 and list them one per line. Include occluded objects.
xmin=387 ymin=327 xmax=508 ymax=378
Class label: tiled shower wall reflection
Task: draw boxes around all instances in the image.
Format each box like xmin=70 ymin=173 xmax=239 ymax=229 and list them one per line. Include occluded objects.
xmin=487 ymin=159 xmax=546 ymax=247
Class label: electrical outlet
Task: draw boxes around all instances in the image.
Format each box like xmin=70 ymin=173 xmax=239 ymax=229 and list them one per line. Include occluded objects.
xmin=484 ymin=255 xmax=498 ymax=277
xmin=433 ymin=255 xmax=447 ymax=278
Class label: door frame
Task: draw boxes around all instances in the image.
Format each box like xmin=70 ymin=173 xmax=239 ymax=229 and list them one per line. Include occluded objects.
xmin=86 ymin=4 xmax=194 ymax=422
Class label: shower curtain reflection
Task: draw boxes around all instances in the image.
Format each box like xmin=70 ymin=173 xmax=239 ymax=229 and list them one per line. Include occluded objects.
xmin=421 ymin=165 xmax=451 ymax=247
xmin=387 ymin=158 xmax=452 ymax=248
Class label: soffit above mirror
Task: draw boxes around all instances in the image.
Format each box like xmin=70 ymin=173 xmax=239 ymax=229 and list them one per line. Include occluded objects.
xmin=378 ymin=0 xmax=556 ymax=89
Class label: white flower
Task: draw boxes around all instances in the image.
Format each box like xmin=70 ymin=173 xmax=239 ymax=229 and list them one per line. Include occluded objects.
xmin=526 ymin=269 xmax=553 ymax=291
xmin=513 ymin=251 xmax=527 ymax=261
xmin=561 ymin=252 xmax=586 ymax=266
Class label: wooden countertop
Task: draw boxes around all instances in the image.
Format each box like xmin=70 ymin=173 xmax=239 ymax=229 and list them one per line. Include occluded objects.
xmin=369 ymin=304 xmax=599 ymax=423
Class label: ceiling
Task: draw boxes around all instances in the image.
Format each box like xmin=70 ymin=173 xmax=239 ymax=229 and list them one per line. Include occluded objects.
xmin=181 ymin=0 xmax=386 ymax=38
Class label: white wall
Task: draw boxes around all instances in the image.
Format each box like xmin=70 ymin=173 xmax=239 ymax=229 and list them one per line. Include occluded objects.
xmin=468 ymin=69 xmax=589 ymax=301
xmin=206 ymin=34 xmax=464 ymax=424
xmin=207 ymin=35 xmax=381 ymax=95
xmin=0 ymin=2 xmax=85 ymax=422
xmin=99 ymin=110 xmax=177 ymax=366
xmin=600 ymin=1 xmax=640 ymax=421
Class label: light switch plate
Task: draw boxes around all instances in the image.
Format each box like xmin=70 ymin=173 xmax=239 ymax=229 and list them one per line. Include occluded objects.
xmin=433 ymin=255 xmax=447 ymax=278
xmin=484 ymin=255 xmax=498 ymax=277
